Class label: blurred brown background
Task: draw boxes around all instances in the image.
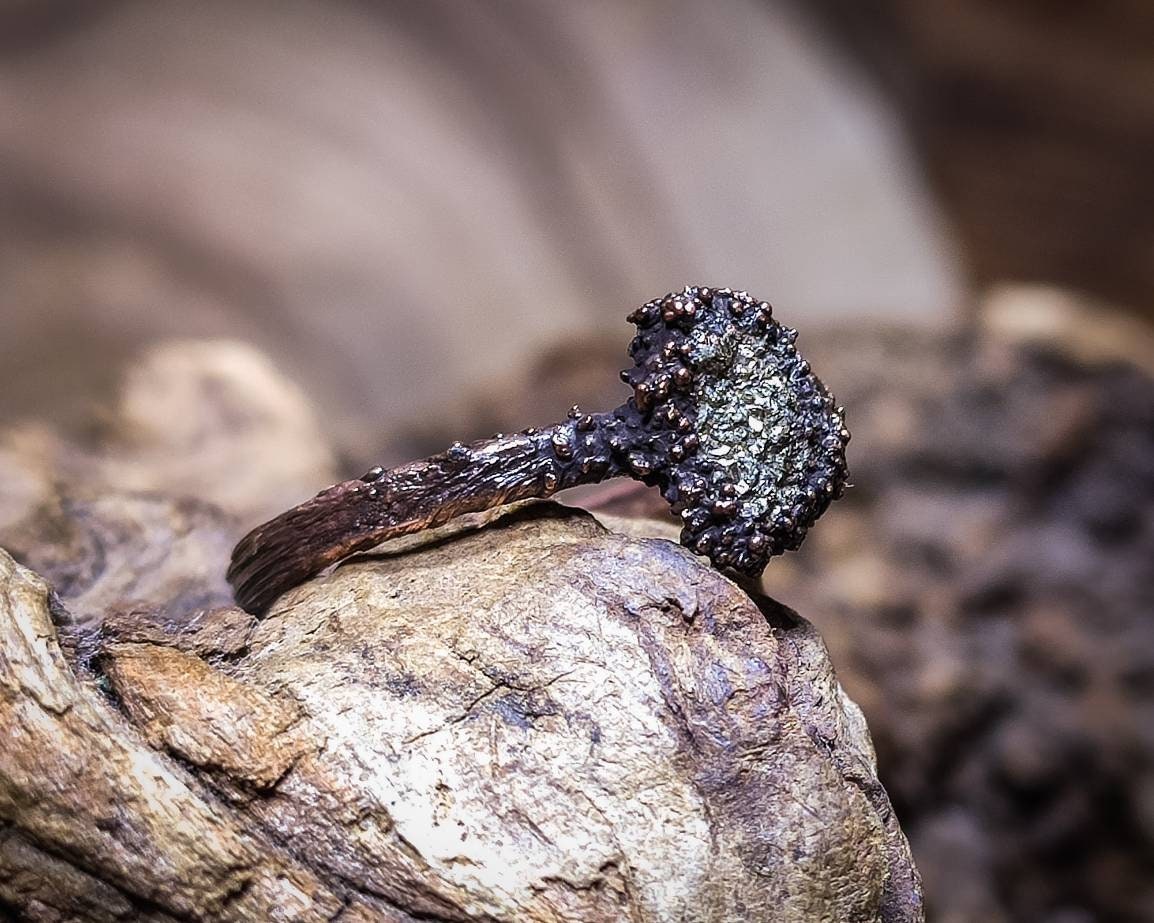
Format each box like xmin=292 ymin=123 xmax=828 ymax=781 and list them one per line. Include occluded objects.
xmin=1 ymin=2 xmax=1151 ymax=921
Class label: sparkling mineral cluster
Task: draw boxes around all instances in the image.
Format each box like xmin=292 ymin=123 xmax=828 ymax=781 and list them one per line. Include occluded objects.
xmin=595 ymin=285 xmax=850 ymax=575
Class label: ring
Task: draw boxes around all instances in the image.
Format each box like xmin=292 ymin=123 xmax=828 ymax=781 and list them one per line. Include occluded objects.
xmin=228 ymin=285 xmax=850 ymax=614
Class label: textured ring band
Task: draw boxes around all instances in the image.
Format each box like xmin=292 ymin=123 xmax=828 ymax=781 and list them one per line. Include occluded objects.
xmin=227 ymin=285 xmax=850 ymax=614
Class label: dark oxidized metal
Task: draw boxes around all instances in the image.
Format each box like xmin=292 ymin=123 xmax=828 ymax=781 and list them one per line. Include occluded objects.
xmin=228 ymin=286 xmax=850 ymax=614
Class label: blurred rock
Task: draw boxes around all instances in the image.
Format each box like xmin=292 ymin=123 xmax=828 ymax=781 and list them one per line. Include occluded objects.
xmin=0 ymin=338 xmax=335 ymax=627
xmin=982 ymin=284 xmax=1154 ymax=376
xmin=96 ymin=339 xmax=337 ymax=520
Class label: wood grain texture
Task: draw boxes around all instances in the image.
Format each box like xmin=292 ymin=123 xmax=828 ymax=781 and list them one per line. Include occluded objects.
xmin=1 ymin=509 xmax=922 ymax=921
xmin=0 ymin=337 xmax=920 ymax=921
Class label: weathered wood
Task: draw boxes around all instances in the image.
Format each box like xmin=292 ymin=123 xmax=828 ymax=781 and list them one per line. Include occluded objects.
xmin=1 ymin=508 xmax=921 ymax=921
xmin=0 ymin=339 xmax=920 ymax=921
xmin=0 ymin=550 xmax=345 ymax=920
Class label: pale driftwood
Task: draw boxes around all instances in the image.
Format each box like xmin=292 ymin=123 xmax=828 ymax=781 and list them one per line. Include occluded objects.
xmin=0 ymin=339 xmax=920 ymax=921
xmin=0 ymin=509 xmax=921 ymax=921
xmin=0 ymin=549 xmax=345 ymax=921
